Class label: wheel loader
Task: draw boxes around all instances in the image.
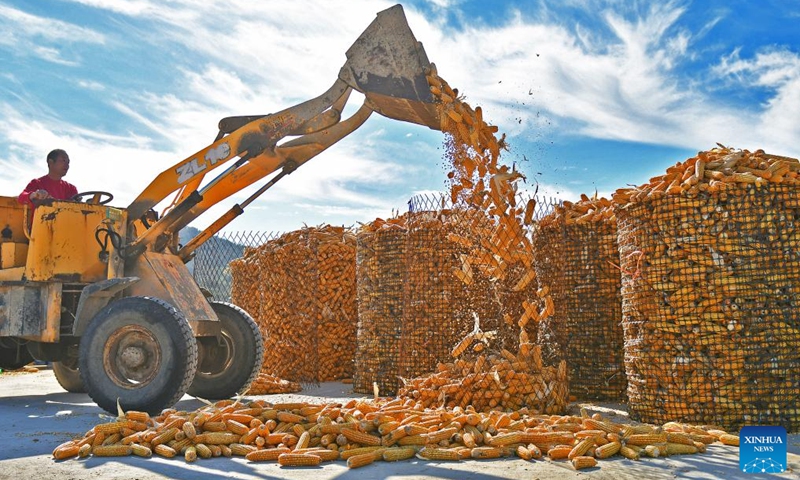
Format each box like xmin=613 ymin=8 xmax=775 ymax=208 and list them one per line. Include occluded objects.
xmin=0 ymin=4 xmax=441 ymax=414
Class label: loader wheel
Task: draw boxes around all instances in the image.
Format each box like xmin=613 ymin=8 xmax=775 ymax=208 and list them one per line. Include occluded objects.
xmin=0 ymin=339 xmax=33 ymax=370
xmin=53 ymin=355 xmax=85 ymax=393
xmin=79 ymin=296 xmax=198 ymax=414
xmin=187 ymin=302 xmax=263 ymax=400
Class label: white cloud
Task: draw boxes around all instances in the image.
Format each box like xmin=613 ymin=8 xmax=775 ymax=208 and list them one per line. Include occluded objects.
xmin=3 ymin=0 xmax=800 ymax=233
xmin=0 ymin=4 xmax=104 ymax=64
xmin=0 ymin=4 xmax=104 ymax=42
xmin=61 ymin=0 xmax=169 ymax=17
xmin=77 ymin=80 xmax=106 ymax=91
xmin=411 ymin=1 xmax=797 ymax=158
xmin=425 ymin=0 xmax=465 ymax=8
xmin=712 ymin=48 xmax=800 ymax=152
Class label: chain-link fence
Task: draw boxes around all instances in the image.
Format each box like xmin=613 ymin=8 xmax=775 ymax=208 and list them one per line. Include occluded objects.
xmin=192 ymin=230 xmax=280 ymax=302
xmin=408 ymin=191 xmax=561 ymax=220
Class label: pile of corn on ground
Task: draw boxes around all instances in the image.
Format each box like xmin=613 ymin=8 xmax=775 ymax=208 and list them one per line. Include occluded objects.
xmin=52 ymin=397 xmax=739 ymax=471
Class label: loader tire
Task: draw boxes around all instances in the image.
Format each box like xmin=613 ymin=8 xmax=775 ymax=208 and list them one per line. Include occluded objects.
xmin=187 ymin=302 xmax=263 ymax=400
xmin=79 ymin=296 xmax=198 ymax=414
xmin=53 ymin=360 xmax=86 ymax=393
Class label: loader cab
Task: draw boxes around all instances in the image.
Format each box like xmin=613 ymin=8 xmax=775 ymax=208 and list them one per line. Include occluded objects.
xmin=24 ymin=198 xmax=126 ymax=283
xmin=0 ymin=195 xmax=126 ymax=283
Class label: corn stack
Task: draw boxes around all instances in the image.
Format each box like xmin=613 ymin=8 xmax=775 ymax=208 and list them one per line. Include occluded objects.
xmin=398 ymin=210 xmax=470 ymax=381
xmin=398 ymin=206 xmax=516 ymax=381
xmin=229 ymin=248 xmax=262 ymax=336
xmin=354 ymin=217 xmax=408 ymax=395
xmin=230 ymin=225 xmax=357 ymax=383
xmin=614 ymin=146 xmax=800 ymax=432
xmin=56 ymin=397 xmax=741 ymax=471
xmin=354 ymin=203 xmax=539 ymax=393
xmin=259 ymin=229 xmax=319 ymax=382
xmin=312 ymin=230 xmax=359 ymax=381
xmin=532 ymin=195 xmax=627 ymax=400
xmin=354 ymin=67 xmax=554 ymax=395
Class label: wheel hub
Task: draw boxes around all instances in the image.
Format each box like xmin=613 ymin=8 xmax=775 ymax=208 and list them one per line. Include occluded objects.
xmin=104 ymin=325 xmax=162 ymax=389
xmin=196 ymin=331 xmax=235 ymax=378
xmin=120 ymin=346 xmax=146 ymax=368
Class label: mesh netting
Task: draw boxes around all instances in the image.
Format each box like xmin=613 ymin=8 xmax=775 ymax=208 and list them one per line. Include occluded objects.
xmin=193 ymin=232 xmax=256 ymax=302
xmin=398 ymin=210 xmax=472 ymax=382
xmin=397 ymin=204 xmax=527 ymax=381
xmin=315 ymin=234 xmax=359 ymax=381
xmin=353 ymin=224 xmax=407 ymax=395
xmin=533 ymin=217 xmax=627 ymax=400
xmin=616 ymin=183 xmax=800 ymax=432
xmin=229 ymin=226 xmax=357 ymax=383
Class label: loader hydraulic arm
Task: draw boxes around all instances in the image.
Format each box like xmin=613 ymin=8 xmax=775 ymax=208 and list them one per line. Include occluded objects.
xmin=124 ymin=4 xmax=440 ymax=259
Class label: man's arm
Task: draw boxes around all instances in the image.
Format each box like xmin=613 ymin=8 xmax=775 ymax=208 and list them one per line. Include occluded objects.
xmin=18 ymin=179 xmax=41 ymax=206
xmin=66 ymin=183 xmax=78 ymax=200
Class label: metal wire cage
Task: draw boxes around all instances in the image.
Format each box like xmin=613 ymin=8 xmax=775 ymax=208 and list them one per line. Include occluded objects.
xmin=532 ymin=215 xmax=627 ymax=401
xmin=616 ymin=183 xmax=800 ymax=432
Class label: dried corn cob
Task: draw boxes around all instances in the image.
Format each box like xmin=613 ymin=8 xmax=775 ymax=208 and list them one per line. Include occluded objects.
xmin=594 ymin=441 xmax=621 ymax=459
xmin=619 ymin=445 xmax=640 ymax=460
xmin=245 ymin=447 xmax=291 ymax=462
xmin=153 ymin=444 xmax=177 ymax=458
xmin=130 ymin=444 xmax=152 ymax=458
xmin=196 ymin=432 xmax=240 ymax=445
xmin=195 ymin=443 xmax=212 ymax=459
xmin=92 ymin=445 xmax=132 ymax=457
xmin=341 ymin=428 xmax=381 ymax=446
xmin=471 ymin=446 xmax=503 ymax=459
xmin=625 ymin=433 xmax=667 ymax=446
xmin=277 ymin=453 xmax=321 ymax=467
xmin=568 ymin=438 xmax=595 ymax=460
xmin=547 ymin=445 xmax=573 ymax=460
xmin=383 ymin=447 xmax=417 ymax=462
xmin=53 ymin=442 xmax=80 ymax=460
xmin=184 ymin=446 xmax=197 ymax=463
xmin=340 ymin=446 xmax=385 ymax=460
xmin=346 ymin=451 xmax=378 ymax=469
xmin=571 ymin=455 xmax=598 ymax=470
xmin=419 ymin=447 xmax=461 ymax=461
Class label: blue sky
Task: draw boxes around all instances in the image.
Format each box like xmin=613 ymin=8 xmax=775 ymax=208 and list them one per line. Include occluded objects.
xmin=1 ymin=0 xmax=798 ymax=233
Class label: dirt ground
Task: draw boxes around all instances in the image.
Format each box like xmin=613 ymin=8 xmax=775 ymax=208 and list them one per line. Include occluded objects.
xmin=0 ymin=366 xmax=798 ymax=480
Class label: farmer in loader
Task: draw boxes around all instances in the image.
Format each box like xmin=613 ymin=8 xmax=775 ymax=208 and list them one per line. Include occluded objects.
xmin=18 ymin=149 xmax=78 ymax=207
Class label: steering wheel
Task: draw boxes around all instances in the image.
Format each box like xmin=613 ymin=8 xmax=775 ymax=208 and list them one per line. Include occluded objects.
xmin=71 ymin=191 xmax=114 ymax=205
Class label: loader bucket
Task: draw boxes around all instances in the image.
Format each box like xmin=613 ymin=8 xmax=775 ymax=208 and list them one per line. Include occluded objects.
xmin=339 ymin=4 xmax=440 ymax=130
